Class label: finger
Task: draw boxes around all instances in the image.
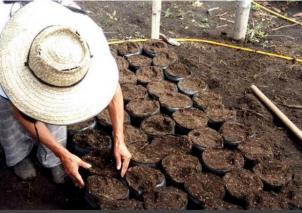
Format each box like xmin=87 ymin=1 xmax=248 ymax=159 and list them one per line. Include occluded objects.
xmin=115 ymin=153 xmax=122 ymax=170
xmin=80 ymin=160 xmax=92 ymax=169
xmin=121 ymin=157 xmax=130 ymax=177
xmin=70 ymin=175 xmax=79 ymax=188
xmin=73 ymin=171 xmax=85 ymax=188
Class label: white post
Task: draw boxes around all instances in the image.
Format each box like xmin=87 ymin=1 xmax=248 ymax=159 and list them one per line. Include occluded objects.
xmin=151 ymin=0 xmax=162 ymax=39
xmin=232 ymin=0 xmax=251 ymax=41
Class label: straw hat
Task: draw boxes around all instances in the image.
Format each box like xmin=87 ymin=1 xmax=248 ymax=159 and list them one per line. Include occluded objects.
xmin=0 ymin=1 xmax=119 ymax=125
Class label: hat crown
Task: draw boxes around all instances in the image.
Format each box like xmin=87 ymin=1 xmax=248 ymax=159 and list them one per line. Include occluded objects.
xmin=28 ymin=25 xmax=91 ymax=87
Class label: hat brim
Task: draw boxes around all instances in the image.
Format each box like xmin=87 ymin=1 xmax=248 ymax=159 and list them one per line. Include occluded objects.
xmin=0 ymin=1 xmax=118 ymax=125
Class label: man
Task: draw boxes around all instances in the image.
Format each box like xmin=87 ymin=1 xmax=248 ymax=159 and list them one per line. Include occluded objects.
xmin=0 ymin=0 xmax=131 ymax=188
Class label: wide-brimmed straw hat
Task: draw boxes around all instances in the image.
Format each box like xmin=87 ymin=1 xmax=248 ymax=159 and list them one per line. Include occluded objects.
xmin=0 ymin=0 xmax=119 ymax=125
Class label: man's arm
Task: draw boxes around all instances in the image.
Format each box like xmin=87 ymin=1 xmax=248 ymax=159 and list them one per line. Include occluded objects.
xmin=108 ymin=83 xmax=132 ymax=177
xmin=11 ymin=106 xmax=91 ymax=188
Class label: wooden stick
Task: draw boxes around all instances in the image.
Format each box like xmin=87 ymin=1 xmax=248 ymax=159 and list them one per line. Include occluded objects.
xmin=272 ymin=23 xmax=298 ymax=31
xmin=151 ymin=0 xmax=162 ymax=39
xmin=232 ymin=0 xmax=251 ymax=41
xmin=282 ymin=103 xmax=302 ymax=110
xmin=251 ymin=85 xmax=302 ymax=141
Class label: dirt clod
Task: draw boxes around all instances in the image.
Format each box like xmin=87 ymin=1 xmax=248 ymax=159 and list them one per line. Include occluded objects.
xmin=177 ymin=76 xmax=208 ymax=96
xmin=220 ymin=121 xmax=248 ymax=146
xmin=253 ymin=159 xmax=292 ymax=187
xmin=193 ymin=90 xmax=223 ymax=111
xmin=87 ymin=176 xmax=129 ymax=202
xmin=126 ymin=99 xmax=160 ymax=118
xmin=147 ymin=80 xmax=178 ymax=98
xmin=238 ymin=139 xmax=274 ymax=163
xmin=184 ymin=173 xmax=225 ymax=204
xmin=152 ymin=51 xmax=178 ymax=68
xmin=136 ymin=66 xmax=163 ymax=84
xmin=223 ymin=169 xmax=263 ymax=199
xmin=127 ymin=55 xmax=152 ymax=69
xmin=119 ymin=69 xmax=137 ymax=85
xmin=143 ymin=187 xmax=188 ymax=210
xmin=143 ymin=39 xmax=168 ymax=57
xmin=117 ymin=42 xmax=142 ymax=56
xmin=162 ymin=154 xmax=201 ymax=184
xmin=202 ymin=148 xmax=245 ymax=174
xmin=124 ymin=124 xmax=148 ymax=144
xmin=172 ymin=108 xmax=208 ymax=130
xmin=121 ymin=83 xmax=148 ymax=102
xmin=159 ymin=92 xmax=193 ymax=112
xmin=141 ymin=114 xmax=175 ymax=136
xmin=125 ymin=166 xmax=165 ymax=195
xmin=188 ymin=127 xmax=223 ymax=150
xmin=165 ymin=63 xmax=191 ymax=81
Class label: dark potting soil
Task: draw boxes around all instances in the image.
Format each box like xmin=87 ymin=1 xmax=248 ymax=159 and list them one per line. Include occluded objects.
xmin=159 ymin=92 xmax=193 ymax=111
xmin=204 ymin=199 xmax=242 ymax=210
xmin=82 ymin=151 xmax=118 ymax=177
xmin=141 ymin=114 xmax=175 ymax=136
xmin=119 ymin=68 xmax=137 ymax=85
xmin=126 ymin=99 xmax=160 ymax=118
xmin=117 ymin=42 xmax=142 ymax=56
xmin=87 ymin=176 xmax=129 ymax=202
xmin=143 ymin=39 xmax=168 ymax=57
xmin=121 ymin=83 xmax=148 ymax=102
xmin=152 ymin=51 xmax=178 ymax=67
xmin=220 ymin=121 xmax=248 ymax=146
xmin=124 ymin=124 xmax=148 ymax=144
xmin=172 ymin=108 xmax=208 ymax=130
xmin=202 ymin=148 xmax=245 ymax=174
xmin=97 ymin=108 xmax=130 ymax=128
xmin=188 ymin=127 xmax=223 ymax=150
xmin=125 ymin=166 xmax=165 ymax=195
xmin=246 ymin=191 xmax=287 ymax=210
xmin=136 ymin=66 xmax=163 ymax=84
xmin=143 ymin=187 xmax=188 ymax=210
xmin=253 ymin=159 xmax=292 ymax=187
xmin=238 ymin=139 xmax=274 ymax=162
xmin=127 ymin=55 xmax=152 ymax=69
xmin=147 ymin=80 xmax=178 ymax=98
xmin=165 ymin=62 xmax=191 ymax=79
xmin=150 ymin=135 xmax=192 ymax=157
xmin=67 ymin=118 xmax=96 ymax=134
xmin=177 ymin=76 xmax=208 ymax=96
xmin=223 ymin=169 xmax=263 ymax=199
xmin=281 ymin=174 xmax=302 ymax=209
xmin=192 ymin=90 xmax=223 ymax=111
xmin=184 ymin=173 xmax=225 ymax=204
xmin=206 ymin=104 xmax=236 ymax=124
xmin=127 ymin=140 xmax=163 ymax=165
xmin=128 ymin=135 xmax=192 ymax=165
xmin=72 ymin=129 xmax=111 ymax=152
xmin=161 ymin=154 xmax=201 ymax=184
xmin=99 ymin=199 xmax=144 ymax=210
xmin=115 ymin=56 xmax=129 ymax=70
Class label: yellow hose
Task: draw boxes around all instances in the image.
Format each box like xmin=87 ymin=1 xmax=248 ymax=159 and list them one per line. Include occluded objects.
xmin=108 ymin=38 xmax=302 ymax=63
xmin=252 ymin=1 xmax=302 ymax=27
xmin=108 ymin=2 xmax=302 ymax=63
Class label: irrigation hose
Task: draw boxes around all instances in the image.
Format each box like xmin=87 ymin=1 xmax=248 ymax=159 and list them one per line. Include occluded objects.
xmin=252 ymin=1 xmax=302 ymax=27
xmin=108 ymin=38 xmax=302 ymax=64
xmin=108 ymin=2 xmax=302 ymax=63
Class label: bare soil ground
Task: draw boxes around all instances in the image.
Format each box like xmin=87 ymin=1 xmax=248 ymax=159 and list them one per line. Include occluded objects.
xmin=0 ymin=1 xmax=302 ymax=209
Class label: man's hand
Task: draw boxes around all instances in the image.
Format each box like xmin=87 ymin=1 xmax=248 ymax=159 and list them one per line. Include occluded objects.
xmin=60 ymin=151 xmax=91 ymax=188
xmin=113 ymin=136 xmax=132 ymax=177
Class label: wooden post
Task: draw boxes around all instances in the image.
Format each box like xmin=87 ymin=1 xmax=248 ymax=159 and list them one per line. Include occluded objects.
xmin=251 ymin=85 xmax=302 ymax=142
xmin=151 ymin=0 xmax=162 ymax=39
xmin=232 ymin=0 xmax=251 ymax=41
